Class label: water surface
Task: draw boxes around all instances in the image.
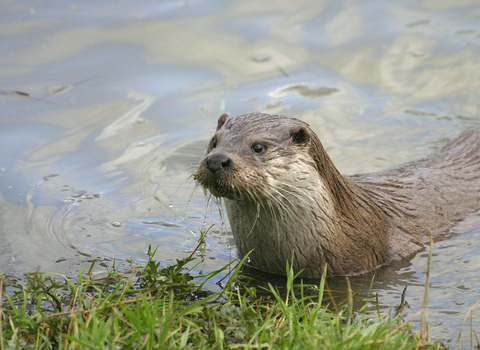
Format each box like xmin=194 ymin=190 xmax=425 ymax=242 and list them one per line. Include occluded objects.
xmin=1 ymin=0 xmax=480 ymax=345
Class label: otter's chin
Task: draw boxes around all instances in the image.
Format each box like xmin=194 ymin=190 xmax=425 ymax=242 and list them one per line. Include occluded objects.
xmin=207 ymin=184 xmax=240 ymax=201
xmin=195 ymin=175 xmax=236 ymax=200
xmin=206 ymin=187 xmax=229 ymax=199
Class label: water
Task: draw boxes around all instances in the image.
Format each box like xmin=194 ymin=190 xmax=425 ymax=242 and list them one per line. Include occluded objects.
xmin=1 ymin=0 xmax=480 ymax=345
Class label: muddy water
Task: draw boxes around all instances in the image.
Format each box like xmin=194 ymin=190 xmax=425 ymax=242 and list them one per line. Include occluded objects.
xmin=1 ymin=0 xmax=479 ymax=345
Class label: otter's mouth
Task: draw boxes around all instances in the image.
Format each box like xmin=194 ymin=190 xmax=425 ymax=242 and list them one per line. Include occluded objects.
xmin=195 ymin=168 xmax=238 ymax=200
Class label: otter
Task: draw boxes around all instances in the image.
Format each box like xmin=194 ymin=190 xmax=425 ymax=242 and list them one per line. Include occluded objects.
xmin=195 ymin=113 xmax=480 ymax=277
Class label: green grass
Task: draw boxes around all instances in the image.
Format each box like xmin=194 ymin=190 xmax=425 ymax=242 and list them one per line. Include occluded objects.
xmin=0 ymin=247 xmax=447 ymax=350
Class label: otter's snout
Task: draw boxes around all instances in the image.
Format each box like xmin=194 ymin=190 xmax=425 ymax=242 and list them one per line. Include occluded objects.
xmin=205 ymin=153 xmax=232 ymax=173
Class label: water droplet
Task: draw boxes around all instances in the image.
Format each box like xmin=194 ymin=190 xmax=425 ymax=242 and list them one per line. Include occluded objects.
xmin=81 ymin=193 xmax=94 ymax=199
xmin=250 ymin=54 xmax=270 ymax=62
xmin=246 ymin=257 xmax=251 ymax=263
xmin=410 ymin=51 xmax=425 ymax=58
xmin=62 ymin=198 xmax=74 ymax=203
xmin=48 ymin=85 xmax=71 ymax=95
xmin=55 ymin=257 xmax=67 ymax=263
xmin=111 ymin=222 xmax=122 ymax=227
xmin=168 ymin=203 xmax=173 ymax=208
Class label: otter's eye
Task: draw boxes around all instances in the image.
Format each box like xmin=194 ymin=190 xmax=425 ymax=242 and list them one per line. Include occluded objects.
xmin=211 ymin=137 xmax=217 ymax=149
xmin=251 ymin=143 xmax=266 ymax=154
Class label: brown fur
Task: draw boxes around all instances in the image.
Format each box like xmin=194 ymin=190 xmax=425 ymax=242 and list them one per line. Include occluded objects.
xmin=196 ymin=113 xmax=480 ymax=277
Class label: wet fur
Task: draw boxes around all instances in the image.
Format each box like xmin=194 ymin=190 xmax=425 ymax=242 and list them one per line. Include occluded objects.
xmin=196 ymin=113 xmax=480 ymax=277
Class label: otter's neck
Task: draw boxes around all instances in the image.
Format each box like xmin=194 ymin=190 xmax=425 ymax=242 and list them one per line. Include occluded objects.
xmin=306 ymin=135 xmax=392 ymax=274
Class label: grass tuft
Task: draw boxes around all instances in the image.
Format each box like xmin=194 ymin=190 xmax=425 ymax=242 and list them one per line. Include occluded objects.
xmin=0 ymin=246 xmax=453 ymax=350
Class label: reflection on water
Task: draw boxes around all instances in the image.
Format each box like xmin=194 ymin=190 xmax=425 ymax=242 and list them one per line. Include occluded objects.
xmin=1 ymin=0 xmax=479 ymax=344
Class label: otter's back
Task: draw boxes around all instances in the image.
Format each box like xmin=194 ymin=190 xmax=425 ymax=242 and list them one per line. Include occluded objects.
xmin=352 ymin=128 xmax=480 ymax=260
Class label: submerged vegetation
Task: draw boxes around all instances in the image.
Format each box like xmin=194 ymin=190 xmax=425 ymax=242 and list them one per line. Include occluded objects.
xmin=0 ymin=244 xmax=465 ymax=349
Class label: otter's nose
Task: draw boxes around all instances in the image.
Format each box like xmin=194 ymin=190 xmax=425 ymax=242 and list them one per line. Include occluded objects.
xmin=206 ymin=153 xmax=231 ymax=173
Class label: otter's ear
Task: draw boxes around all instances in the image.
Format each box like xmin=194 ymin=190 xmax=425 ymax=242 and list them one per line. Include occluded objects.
xmin=290 ymin=125 xmax=311 ymax=145
xmin=216 ymin=113 xmax=229 ymax=131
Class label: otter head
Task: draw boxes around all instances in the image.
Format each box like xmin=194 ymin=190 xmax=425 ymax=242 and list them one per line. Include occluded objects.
xmin=196 ymin=113 xmax=326 ymax=203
